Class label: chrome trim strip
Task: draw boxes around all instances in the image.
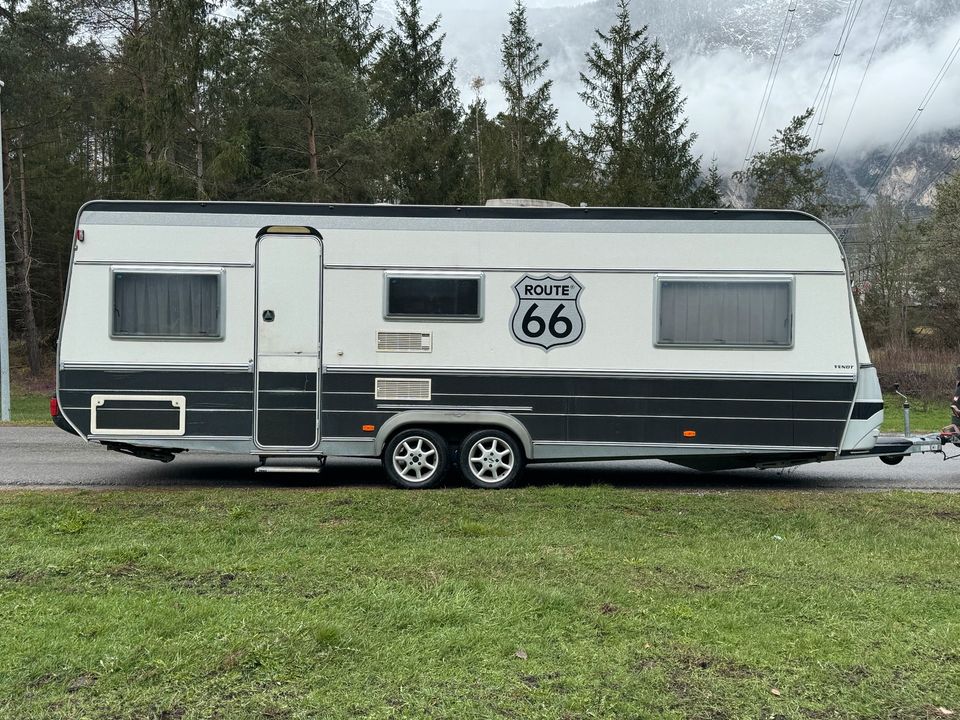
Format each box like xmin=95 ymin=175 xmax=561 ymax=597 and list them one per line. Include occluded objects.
xmin=63 ymin=389 xmax=252 ymax=395
xmin=326 ymin=264 xmax=847 ymax=275
xmin=76 ymin=260 xmax=254 ymax=268
xmin=375 ymin=404 xmax=534 ymax=412
xmin=533 ymin=440 xmax=835 ymax=450
xmin=323 ymin=390 xmax=851 ymax=404
xmin=92 ymin=434 xmax=250 ymax=442
xmin=61 ymin=361 xmax=253 ymax=371
xmin=521 ymin=412 xmax=845 ymax=422
xmin=325 ymin=365 xmax=857 ymax=381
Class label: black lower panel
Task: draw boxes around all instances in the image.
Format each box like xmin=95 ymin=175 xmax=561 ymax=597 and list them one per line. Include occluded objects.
xmin=58 ymin=368 xmax=255 ymax=438
xmin=322 ymin=370 xmax=859 ymax=450
xmin=256 ymin=372 xmax=318 ymax=447
xmin=256 ymin=410 xmax=317 ymax=447
xmin=95 ymin=408 xmax=180 ymax=432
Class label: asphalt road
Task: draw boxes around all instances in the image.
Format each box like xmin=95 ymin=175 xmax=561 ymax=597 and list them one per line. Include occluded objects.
xmin=1 ymin=426 xmax=958 ymax=491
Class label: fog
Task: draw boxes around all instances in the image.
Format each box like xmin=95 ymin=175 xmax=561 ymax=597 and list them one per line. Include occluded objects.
xmin=391 ymin=0 xmax=960 ymax=171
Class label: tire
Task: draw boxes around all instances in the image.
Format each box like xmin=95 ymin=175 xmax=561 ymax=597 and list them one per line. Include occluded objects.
xmin=459 ymin=429 xmax=524 ymax=489
xmin=383 ymin=428 xmax=449 ymax=489
xmin=880 ymin=454 xmax=905 ymax=466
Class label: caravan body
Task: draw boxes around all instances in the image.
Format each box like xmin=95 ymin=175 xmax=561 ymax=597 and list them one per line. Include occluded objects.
xmin=55 ymin=201 xmax=883 ymax=486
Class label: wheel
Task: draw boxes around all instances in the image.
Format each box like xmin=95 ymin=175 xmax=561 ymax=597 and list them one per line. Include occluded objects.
xmin=459 ymin=429 xmax=524 ymax=489
xmin=383 ymin=428 xmax=448 ymax=489
xmin=880 ymin=454 xmax=904 ymax=466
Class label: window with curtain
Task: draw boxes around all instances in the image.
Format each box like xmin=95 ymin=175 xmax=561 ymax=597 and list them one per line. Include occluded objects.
xmin=385 ymin=274 xmax=482 ymax=319
xmin=113 ymin=271 xmax=221 ymax=338
xmin=657 ymin=278 xmax=792 ymax=347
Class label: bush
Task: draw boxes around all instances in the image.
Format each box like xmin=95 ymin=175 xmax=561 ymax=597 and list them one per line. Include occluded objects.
xmin=872 ymin=345 xmax=959 ymax=401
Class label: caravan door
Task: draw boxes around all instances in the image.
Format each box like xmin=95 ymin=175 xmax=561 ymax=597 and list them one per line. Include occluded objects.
xmin=254 ymin=233 xmax=322 ymax=449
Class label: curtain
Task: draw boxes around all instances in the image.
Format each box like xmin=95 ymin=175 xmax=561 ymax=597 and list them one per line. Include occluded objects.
xmin=114 ymin=273 xmax=220 ymax=337
xmin=659 ymin=280 xmax=791 ymax=346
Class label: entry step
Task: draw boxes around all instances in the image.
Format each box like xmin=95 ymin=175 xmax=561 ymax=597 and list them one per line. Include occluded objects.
xmin=255 ymin=465 xmax=322 ymax=474
xmin=255 ymin=456 xmax=325 ymax=474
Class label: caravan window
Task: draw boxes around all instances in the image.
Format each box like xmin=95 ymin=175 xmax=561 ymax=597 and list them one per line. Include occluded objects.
xmin=112 ymin=269 xmax=223 ymax=339
xmin=656 ymin=276 xmax=793 ymax=348
xmin=384 ymin=273 xmax=483 ymax=320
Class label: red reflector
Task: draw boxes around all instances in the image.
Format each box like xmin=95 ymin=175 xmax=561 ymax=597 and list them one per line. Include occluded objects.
xmin=50 ymin=397 xmax=60 ymax=417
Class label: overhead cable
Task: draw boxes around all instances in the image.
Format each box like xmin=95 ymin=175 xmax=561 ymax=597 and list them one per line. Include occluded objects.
xmin=805 ymin=0 xmax=859 ymax=138
xmin=741 ymin=1 xmax=799 ymax=171
xmin=812 ymin=0 xmax=864 ymax=149
xmin=826 ymin=0 xmax=895 ymax=174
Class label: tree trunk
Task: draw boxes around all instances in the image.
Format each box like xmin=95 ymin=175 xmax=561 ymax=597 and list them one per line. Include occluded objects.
xmin=193 ymin=92 xmax=207 ymax=200
xmin=474 ymin=105 xmax=484 ymax=203
xmin=307 ymin=111 xmax=319 ymax=202
xmin=13 ymin=144 xmax=41 ymax=377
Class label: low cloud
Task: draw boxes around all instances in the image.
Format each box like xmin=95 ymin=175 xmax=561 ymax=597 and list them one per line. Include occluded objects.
xmin=420 ymin=0 xmax=960 ymax=171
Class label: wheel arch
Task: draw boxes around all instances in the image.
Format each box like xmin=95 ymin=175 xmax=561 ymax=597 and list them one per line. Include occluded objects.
xmin=374 ymin=411 xmax=533 ymax=458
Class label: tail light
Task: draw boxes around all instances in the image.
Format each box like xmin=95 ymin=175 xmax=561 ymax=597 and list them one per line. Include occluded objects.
xmin=50 ymin=397 xmax=60 ymax=417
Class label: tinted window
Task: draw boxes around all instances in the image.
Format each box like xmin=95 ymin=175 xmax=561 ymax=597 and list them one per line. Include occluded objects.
xmin=386 ymin=276 xmax=481 ymax=319
xmin=658 ymin=279 xmax=792 ymax=347
xmin=113 ymin=272 xmax=221 ymax=338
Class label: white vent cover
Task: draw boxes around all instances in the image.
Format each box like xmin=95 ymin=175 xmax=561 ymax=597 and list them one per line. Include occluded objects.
xmin=377 ymin=331 xmax=432 ymax=353
xmin=375 ymin=378 xmax=432 ymax=401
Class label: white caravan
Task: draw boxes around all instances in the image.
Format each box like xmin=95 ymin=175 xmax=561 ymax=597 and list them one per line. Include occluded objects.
xmin=54 ymin=200 xmax=899 ymax=488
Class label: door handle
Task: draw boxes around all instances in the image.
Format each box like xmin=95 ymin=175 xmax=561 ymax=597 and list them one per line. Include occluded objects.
xmin=262 ymin=310 xmax=275 ymax=322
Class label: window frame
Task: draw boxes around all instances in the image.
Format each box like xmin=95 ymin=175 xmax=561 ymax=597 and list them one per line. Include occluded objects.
xmin=653 ymin=273 xmax=795 ymax=350
xmin=110 ymin=265 xmax=226 ymax=341
xmin=383 ymin=271 xmax=485 ymax=322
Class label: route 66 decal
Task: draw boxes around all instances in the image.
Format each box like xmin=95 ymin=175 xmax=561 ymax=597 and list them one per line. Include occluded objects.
xmin=510 ymin=274 xmax=585 ymax=350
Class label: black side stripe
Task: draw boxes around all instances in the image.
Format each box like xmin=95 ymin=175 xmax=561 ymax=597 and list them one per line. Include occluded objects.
xmin=850 ymin=402 xmax=884 ymax=420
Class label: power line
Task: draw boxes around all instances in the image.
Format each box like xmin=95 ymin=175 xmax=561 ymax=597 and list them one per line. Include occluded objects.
xmin=826 ymin=0 xmax=894 ymax=174
xmin=845 ymin=31 xmax=960 ymax=228
xmin=804 ymin=0 xmax=858 ymax=138
xmin=812 ymin=0 xmax=863 ymax=149
xmin=741 ymin=1 xmax=798 ymax=171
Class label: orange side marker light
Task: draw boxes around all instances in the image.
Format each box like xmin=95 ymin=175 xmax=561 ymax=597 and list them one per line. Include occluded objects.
xmin=682 ymin=430 xmax=697 ymax=438
xmin=362 ymin=424 xmax=376 ymax=432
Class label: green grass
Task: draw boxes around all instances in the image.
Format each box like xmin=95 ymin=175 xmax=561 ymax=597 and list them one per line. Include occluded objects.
xmin=880 ymin=394 xmax=945 ymax=435
xmin=1 ymin=489 xmax=959 ymax=719
xmin=0 ymin=392 xmax=50 ymax=426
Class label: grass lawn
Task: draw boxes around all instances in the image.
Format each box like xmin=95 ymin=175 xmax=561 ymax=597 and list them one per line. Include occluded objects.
xmin=1 ymin=489 xmax=958 ymax=719
xmin=880 ymin=395 xmax=945 ymax=435
xmin=2 ymin=391 xmax=51 ymax=426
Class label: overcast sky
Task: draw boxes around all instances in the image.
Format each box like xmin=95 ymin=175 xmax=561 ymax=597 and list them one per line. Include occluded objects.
xmin=385 ymin=0 xmax=960 ymax=170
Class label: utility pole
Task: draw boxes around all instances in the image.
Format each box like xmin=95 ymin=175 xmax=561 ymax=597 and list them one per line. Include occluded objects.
xmin=0 ymin=79 xmax=10 ymax=422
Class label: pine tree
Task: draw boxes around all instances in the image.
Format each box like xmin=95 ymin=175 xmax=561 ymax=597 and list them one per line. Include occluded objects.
xmin=0 ymin=1 xmax=100 ymax=374
xmin=371 ymin=0 xmax=463 ymax=203
xmin=630 ymin=40 xmax=702 ymax=206
xmin=575 ymin=0 xmax=648 ymax=164
xmin=239 ymin=0 xmax=375 ymax=202
xmin=735 ymin=108 xmax=831 ymax=215
xmin=696 ymin=158 xmax=726 ymax=208
xmin=498 ymin=0 xmax=557 ymax=197
xmin=573 ymin=0 xmax=701 ymax=206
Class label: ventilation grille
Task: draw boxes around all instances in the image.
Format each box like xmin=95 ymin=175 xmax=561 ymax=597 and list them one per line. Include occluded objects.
xmin=377 ymin=331 xmax=432 ymax=353
xmin=375 ymin=378 xmax=432 ymax=401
